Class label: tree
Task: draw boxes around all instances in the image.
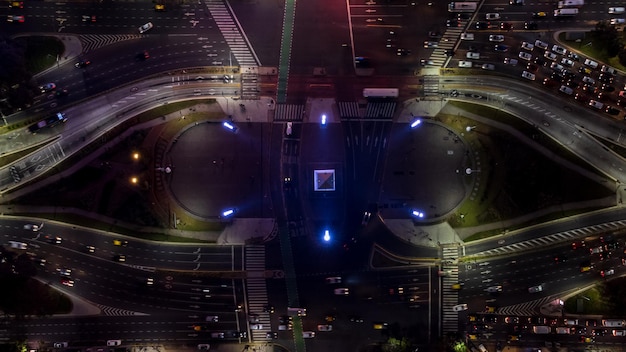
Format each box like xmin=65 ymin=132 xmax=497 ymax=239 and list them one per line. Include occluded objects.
xmin=382 ymin=337 xmax=411 ymax=352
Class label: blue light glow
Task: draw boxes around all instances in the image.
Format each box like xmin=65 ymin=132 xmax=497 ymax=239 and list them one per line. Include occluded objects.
xmin=410 ymin=119 xmax=422 ymax=128
xmin=222 ymin=208 xmax=235 ymax=217
xmin=412 ymin=210 xmax=425 ymax=218
xmin=223 ymin=121 xmax=235 ymax=130
xmin=323 ymin=230 xmax=331 ymax=242
xmin=321 ymin=114 xmax=327 ymax=125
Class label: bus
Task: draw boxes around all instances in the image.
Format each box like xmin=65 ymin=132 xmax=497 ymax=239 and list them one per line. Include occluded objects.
xmin=448 ymin=2 xmax=478 ymax=13
xmin=554 ymin=8 xmax=578 ymax=16
xmin=363 ymin=88 xmax=399 ymax=99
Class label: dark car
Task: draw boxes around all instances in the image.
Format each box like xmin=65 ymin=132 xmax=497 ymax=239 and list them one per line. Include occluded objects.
xmin=601 ymin=84 xmax=615 ymax=92
xmin=500 ymin=22 xmax=513 ymax=30
xmin=494 ymin=44 xmax=509 ymax=52
xmin=606 ymin=106 xmax=621 ymax=115
xmin=457 ymin=13 xmax=471 ymax=20
xmin=396 ymin=48 xmax=411 ymax=56
xmin=475 ymin=21 xmax=490 ymax=30
xmin=550 ymin=72 xmax=564 ymax=82
xmin=137 ymin=51 xmax=150 ymax=60
xmin=446 ymin=19 xmax=460 ymax=27
xmin=598 ymin=73 xmax=614 ymax=84
xmin=82 ymin=15 xmax=96 ymax=22
xmin=524 ymin=22 xmax=538 ymax=30
xmin=75 ymin=60 xmax=91 ymax=68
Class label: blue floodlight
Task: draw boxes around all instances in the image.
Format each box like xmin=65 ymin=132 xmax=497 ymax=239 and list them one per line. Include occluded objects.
xmin=321 ymin=114 xmax=327 ymax=125
xmin=222 ymin=208 xmax=235 ymax=217
xmin=223 ymin=121 xmax=236 ymax=131
xmin=410 ymin=119 xmax=422 ymax=128
xmin=412 ymin=210 xmax=425 ymax=218
xmin=323 ymin=229 xmax=331 ymax=242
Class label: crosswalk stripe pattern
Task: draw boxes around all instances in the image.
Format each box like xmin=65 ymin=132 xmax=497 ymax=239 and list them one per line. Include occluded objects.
xmin=96 ymin=304 xmax=148 ymax=316
xmin=471 ymin=220 xmax=626 ymax=257
xmin=245 ymin=245 xmax=272 ymax=342
xmin=495 ymin=295 xmax=556 ymax=317
xmin=338 ymin=102 xmax=361 ymax=118
xmin=365 ymin=102 xmax=396 ymax=119
xmin=273 ymin=104 xmax=305 ymax=121
xmin=205 ymin=0 xmax=258 ymax=68
xmin=422 ymin=76 xmax=440 ymax=96
xmin=425 ymin=21 xmax=466 ymax=67
xmin=79 ymin=34 xmax=144 ymax=53
xmin=441 ymin=245 xmax=461 ymax=334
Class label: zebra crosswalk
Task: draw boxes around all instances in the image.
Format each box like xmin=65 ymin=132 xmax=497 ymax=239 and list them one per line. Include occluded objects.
xmin=441 ymin=245 xmax=461 ymax=334
xmin=273 ymin=104 xmax=305 ymax=121
xmin=472 ymin=220 xmax=626 ymax=257
xmin=205 ymin=0 xmax=258 ymax=68
xmin=79 ymin=34 xmax=143 ymax=53
xmin=423 ymin=22 xmax=466 ymax=67
xmin=245 ymin=246 xmax=272 ymax=342
xmin=422 ymin=75 xmax=440 ymax=96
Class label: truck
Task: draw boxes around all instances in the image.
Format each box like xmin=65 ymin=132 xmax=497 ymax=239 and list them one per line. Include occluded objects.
xmin=554 ymin=8 xmax=579 ymax=16
xmin=558 ymin=0 xmax=584 ymax=8
xmin=533 ymin=325 xmax=551 ymax=334
xmin=28 ymin=112 xmax=67 ymax=133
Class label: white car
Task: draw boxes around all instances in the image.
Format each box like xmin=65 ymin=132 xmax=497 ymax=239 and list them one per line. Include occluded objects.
xmin=544 ymin=51 xmax=557 ymax=61
xmin=534 ymin=40 xmax=548 ymax=50
xmin=481 ymin=64 xmax=495 ymax=71
xmin=138 ymin=22 xmax=153 ymax=34
xmin=610 ymin=18 xmax=625 ymax=25
xmin=302 ymin=331 xmax=316 ymax=338
xmin=23 ymin=223 xmax=43 ymax=231
xmin=552 ymin=45 xmax=567 ymax=55
xmin=486 ymin=13 xmax=500 ymax=20
xmin=251 ymin=324 xmax=263 ymax=330
xmin=489 ymin=35 xmax=504 ymax=42
xmin=584 ymin=58 xmax=599 ymax=68
xmin=58 ymin=268 xmax=72 ymax=277
xmin=609 ymin=7 xmax=625 ymax=14
xmin=334 ymin=288 xmax=350 ymax=295
xmin=528 ymin=284 xmax=543 ymax=293
xmin=453 ymin=304 xmax=468 ymax=312
xmin=589 ymin=100 xmax=604 ymax=110
xmin=582 ymin=76 xmax=595 ymax=85
xmin=325 ymin=276 xmax=342 ymax=284
xmin=460 ymin=33 xmax=474 ymax=40
xmin=423 ymin=41 xmax=438 ymax=48
xmin=459 ymin=60 xmax=473 ymax=68
xmin=522 ymin=71 xmax=536 ymax=80
xmin=550 ymin=62 xmax=564 ymax=71
xmin=521 ymin=42 xmax=534 ymax=51
xmin=317 ymin=324 xmax=333 ymax=331
xmin=485 ymin=285 xmax=503 ymax=293
xmin=466 ymin=52 xmax=480 ymax=59
xmin=286 ymin=122 xmax=292 ymax=136
xmin=561 ymin=58 xmax=574 ymax=67
xmin=559 ymin=85 xmax=574 ymax=95
xmin=518 ymin=51 xmax=532 ymax=61
xmin=206 ymin=315 xmax=219 ymax=322
xmin=504 ymin=57 xmax=518 ymax=65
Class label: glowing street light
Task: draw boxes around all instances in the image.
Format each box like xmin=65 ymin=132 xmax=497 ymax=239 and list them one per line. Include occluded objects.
xmin=222 ymin=121 xmax=237 ymax=132
xmin=132 ymin=152 xmax=140 ymax=161
xmin=130 ymin=176 xmax=138 ymax=185
xmin=321 ymin=114 xmax=327 ymax=125
xmin=410 ymin=119 xmax=422 ymax=128
xmin=222 ymin=208 xmax=235 ymax=217
xmin=412 ymin=210 xmax=425 ymax=218
xmin=323 ymin=229 xmax=331 ymax=242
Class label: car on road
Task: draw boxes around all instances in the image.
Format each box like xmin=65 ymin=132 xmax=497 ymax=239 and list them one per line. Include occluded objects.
xmin=334 ymin=288 xmax=349 ymax=295
xmin=155 ymin=3 xmax=165 ymax=11
xmin=138 ymin=22 xmax=153 ymax=34
xmin=137 ymin=51 xmax=150 ymax=61
xmin=44 ymin=235 xmax=62 ymax=244
xmin=302 ymin=331 xmax=316 ymax=338
xmin=521 ymin=42 xmax=534 ymax=51
xmin=582 ymin=76 xmax=595 ymax=85
xmin=39 ymin=82 xmax=56 ymax=93
xmin=58 ymin=268 xmax=72 ymax=277
xmin=466 ymin=52 xmax=480 ymax=59
xmin=460 ymin=33 xmax=474 ymax=40
xmin=453 ymin=304 xmax=468 ymax=312
xmin=86 ymin=245 xmax=95 ymax=253
xmin=552 ymin=45 xmax=567 ymax=55
xmin=589 ymin=100 xmax=604 ymax=110
xmin=481 ymin=64 xmax=495 ymax=71
xmin=486 ymin=13 xmax=500 ymax=20
xmin=601 ymin=269 xmax=615 ymax=277
xmin=521 ymin=71 xmax=536 ymax=81
xmin=534 ymin=40 xmax=548 ymax=50
xmin=317 ymin=324 xmax=333 ymax=331
xmin=82 ymin=15 xmax=96 ymax=23
xmin=485 ymin=285 xmax=503 ymax=293
xmin=446 ymin=19 xmax=460 ymax=27
xmin=505 ymin=316 xmax=519 ymax=324
xmin=533 ymin=11 xmax=547 ymax=18
xmin=544 ymin=51 xmax=557 ymax=61
xmin=609 ymin=7 xmax=625 ymax=14
xmin=326 ymin=276 xmax=342 ymax=284
xmin=250 ymin=324 xmax=263 ymax=330
xmin=500 ymin=22 xmax=513 ymax=30
xmin=524 ymin=22 xmax=538 ymax=30
xmin=475 ymin=21 xmax=491 ymax=30
xmin=610 ymin=18 xmax=625 ymax=25
xmin=550 ymin=62 xmax=564 ymax=71
xmin=494 ymin=45 xmax=509 ymax=52
xmin=6 ymin=15 xmax=24 ymax=23
xmin=561 ymin=58 xmax=574 ymax=67
xmin=489 ymin=35 xmax=504 ymax=42
xmin=113 ymin=254 xmax=126 ymax=262
xmin=584 ymin=59 xmax=599 ymax=69
xmin=528 ymin=284 xmax=543 ymax=293
xmin=197 ymin=345 xmax=210 ymax=351
xmin=606 ymin=106 xmax=621 ymax=115
xmin=518 ymin=52 xmax=532 ymax=61
xmin=423 ymin=41 xmax=438 ymax=48
xmin=75 ymin=60 xmax=91 ymax=68
xmin=504 ymin=57 xmax=518 ymax=65
xmin=559 ymin=85 xmax=574 ymax=95
xmin=61 ymin=279 xmax=74 ymax=287
xmin=113 ymin=239 xmax=128 ymax=246
xmin=459 ymin=61 xmax=473 ymax=68
xmin=210 ymin=332 xmax=225 ymax=339
xmin=9 ymin=1 xmax=24 ymax=8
